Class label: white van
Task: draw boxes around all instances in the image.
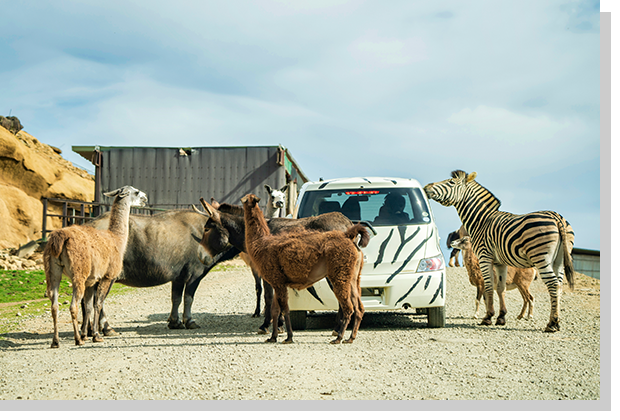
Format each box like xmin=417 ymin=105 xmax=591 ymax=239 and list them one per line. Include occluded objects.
xmin=289 ymin=177 xmax=446 ymax=329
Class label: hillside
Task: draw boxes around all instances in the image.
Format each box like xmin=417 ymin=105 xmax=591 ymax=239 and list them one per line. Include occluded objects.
xmin=0 ymin=126 xmax=95 ymax=250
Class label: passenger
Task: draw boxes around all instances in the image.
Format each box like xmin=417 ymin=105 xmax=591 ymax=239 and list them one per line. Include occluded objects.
xmin=373 ymin=193 xmax=410 ymax=224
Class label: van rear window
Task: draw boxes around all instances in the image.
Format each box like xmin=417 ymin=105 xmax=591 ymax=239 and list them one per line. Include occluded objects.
xmin=297 ymin=187 xmax=431 ymax=226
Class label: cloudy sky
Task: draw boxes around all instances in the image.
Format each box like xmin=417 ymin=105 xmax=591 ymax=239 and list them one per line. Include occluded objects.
xmin=1 ymin=0 xmax=602 ymax=255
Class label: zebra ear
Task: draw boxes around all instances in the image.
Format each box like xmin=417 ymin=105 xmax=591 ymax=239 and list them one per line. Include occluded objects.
xmin=466 ymin=172 xmax=477 ymax=183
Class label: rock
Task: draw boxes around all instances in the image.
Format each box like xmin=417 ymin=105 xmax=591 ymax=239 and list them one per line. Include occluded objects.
xmin=0 ymin=127 xmax=95 ymax=249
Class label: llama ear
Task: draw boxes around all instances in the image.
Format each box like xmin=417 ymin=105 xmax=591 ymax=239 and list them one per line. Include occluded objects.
xmin=264 ymin=185 xmax=272 ymax=194
xmin=466 ymin=172 xmax=477 ymax=183
xmin=210 ymin=197 xmax=221 ymax=209
xmin=104 ymin=187 xmax=130 ymax=198
xmin=280 ymin=185 xmax=288 ymax=193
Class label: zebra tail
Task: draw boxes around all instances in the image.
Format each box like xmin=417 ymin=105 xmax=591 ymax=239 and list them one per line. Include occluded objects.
xmin=559 ymin=219 xmax=575 ymax=291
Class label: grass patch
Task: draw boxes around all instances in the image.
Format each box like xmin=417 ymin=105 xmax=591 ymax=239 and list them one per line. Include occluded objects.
xmin=0 ymin=261 xmax=247 ymax=334
xmin=0 ymin=269 xmax=133 ymax=335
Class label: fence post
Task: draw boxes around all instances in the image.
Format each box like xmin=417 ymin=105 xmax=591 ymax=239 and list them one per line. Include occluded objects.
xmin=42 ymin=198 xmax=48 ymax=240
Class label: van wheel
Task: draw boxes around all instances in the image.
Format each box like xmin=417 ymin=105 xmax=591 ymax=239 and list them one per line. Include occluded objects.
xmin=290 ymin=310 xmax=307 ymax=330
xmin=428 ymin=306 xmax=445 ymax=328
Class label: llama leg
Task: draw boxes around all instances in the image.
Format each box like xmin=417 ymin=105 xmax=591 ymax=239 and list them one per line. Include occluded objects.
xmin=278 ymin=289 xmax=294 ymax=344
xmin=47 ymin=263 xmax=63 ymax=348
xmin=495 ymin=265 xmax=508 ymax=326
xmin=474 ymin=283 xmax=484 ymax=319
xmin=331 ymin=283 xmax=353 ymax=344
xmin=252 ymin=269 xmax=262 ymax=317
xmin=267 ymin=286 xmax=287 ymax=343
xmin=69 ymin=279 xmax=86 ymax=346
xmin=479 ymin=259 xmax=495 ymax=326
xmin=515 ymin=285 xmax=529 ymax=320
xmin=92 ymin=277 xmax=114 ymax=343
xmin=344 ymin=281 xmax=364 ymax=344
xmin=81 ymin=286 xmax=95 ymax=339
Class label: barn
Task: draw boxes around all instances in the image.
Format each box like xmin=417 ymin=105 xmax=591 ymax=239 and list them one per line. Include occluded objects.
xmin=71 ymin=145 xmax=310 ymax=215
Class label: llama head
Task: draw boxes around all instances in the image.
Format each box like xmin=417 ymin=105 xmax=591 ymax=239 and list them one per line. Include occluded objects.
xmin=104 ymin=186 xmax=148 ymax=207
xmin=450 ymin=236 xmax=472 ymax=250
xmin=264 ymin=184 xmax=287 ymax=210
xmin=241 ymin=194 xmax=261 ymax=208
xmin=423 ymin=170 xmax=476 ymax=207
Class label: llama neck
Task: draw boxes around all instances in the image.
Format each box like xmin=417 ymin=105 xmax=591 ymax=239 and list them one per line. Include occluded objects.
xmin=244 ymin=203 xmax=271 ymax=246
xmin=266 ymin=204 xmax=280 ymax=218
xmin=107 ymin=199 xmax=132 ymax=254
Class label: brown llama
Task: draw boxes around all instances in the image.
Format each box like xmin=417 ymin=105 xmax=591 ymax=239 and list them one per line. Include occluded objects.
xmin=199 ymin=197 xmax=355 ymax=334
xmin=241 ymin=193 xmax=370 ymax=344
xmin=451 ymin=236 xmax=537 ymax=320
xmin=44 ymin=186 xmax=148 ymax=348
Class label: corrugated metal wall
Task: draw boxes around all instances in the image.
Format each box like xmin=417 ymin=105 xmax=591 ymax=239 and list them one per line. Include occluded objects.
xmin=100 ymin=146 xmax=287 ymax=210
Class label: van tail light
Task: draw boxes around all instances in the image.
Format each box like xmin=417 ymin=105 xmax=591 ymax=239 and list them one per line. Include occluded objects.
xmin=417 ymin=256 xmax=444 ymax=272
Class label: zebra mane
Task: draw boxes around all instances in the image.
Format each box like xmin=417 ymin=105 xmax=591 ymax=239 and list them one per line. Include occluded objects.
xmin=452 ymin=169 xmax=502 ymax=210
xmin=450 ymin=169 xmax=468 ymax=179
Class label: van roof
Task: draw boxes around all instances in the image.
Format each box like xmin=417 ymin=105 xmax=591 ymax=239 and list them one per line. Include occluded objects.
xmin=301 ymin=177 xmax=423 ymax=191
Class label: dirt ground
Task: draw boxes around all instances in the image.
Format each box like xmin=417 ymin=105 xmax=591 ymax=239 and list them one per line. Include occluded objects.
xmin=0 ymin=262 xmax=604 ymax=408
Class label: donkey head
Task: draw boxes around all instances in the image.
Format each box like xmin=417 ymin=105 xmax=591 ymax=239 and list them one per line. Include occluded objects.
xmin=192 ymin=198 xmax=231 ymax=257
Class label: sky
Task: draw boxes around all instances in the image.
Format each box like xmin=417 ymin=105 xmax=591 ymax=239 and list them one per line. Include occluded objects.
xmin=0 ymin=0 xmax=603 ymax=258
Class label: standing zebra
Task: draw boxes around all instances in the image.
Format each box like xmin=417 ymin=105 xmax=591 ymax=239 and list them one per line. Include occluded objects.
xmin=423 ymin=170 xmax=574 ymax=332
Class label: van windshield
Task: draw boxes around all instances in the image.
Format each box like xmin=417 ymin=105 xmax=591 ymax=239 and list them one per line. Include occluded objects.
xmin=297 ymin=187 xmax=431 ymax=226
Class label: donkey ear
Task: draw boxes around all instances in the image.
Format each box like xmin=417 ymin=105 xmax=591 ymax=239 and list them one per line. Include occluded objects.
xmin=264 ymin=185 xmax=272 ymax=194
xmin=199 ymin=197 xmax=216 ymax=218
xmin=466 ymin=172 xmax=477 ymax=183
xmin=280 ymin=185 xmax=288 ymax=193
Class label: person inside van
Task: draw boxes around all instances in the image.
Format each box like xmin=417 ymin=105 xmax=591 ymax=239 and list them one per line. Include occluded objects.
xmin=373 ymin=192 xmax=410 ymax=225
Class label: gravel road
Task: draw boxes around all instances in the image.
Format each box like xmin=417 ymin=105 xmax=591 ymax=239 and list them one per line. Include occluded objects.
xmin=0 ymin=260 xmax=601 ymax=404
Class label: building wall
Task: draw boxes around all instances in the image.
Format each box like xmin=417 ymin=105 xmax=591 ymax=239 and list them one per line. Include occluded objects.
xmin=572 ymin=252 xmax=600 ymax=280
xmin=99 ymin=146 xmax=288 ymax=210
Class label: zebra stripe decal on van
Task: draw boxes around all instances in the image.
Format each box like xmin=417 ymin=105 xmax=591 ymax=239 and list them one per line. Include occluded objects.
xmin=386 ymin=229 xmax=434 ymax=283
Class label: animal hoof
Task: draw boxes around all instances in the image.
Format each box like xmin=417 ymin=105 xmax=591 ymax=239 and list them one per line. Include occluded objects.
xmin=265 ymin=338 xmax=277 ymax=343
xmin=479 ymin=318 xmax=492 ymax=326
xmin=343 ymin=338 xmax=355 ymax=344
xmin=496 ymin=317 xmax=506 ymax=326
xmin=330 ymin=339 xmax=342 ymax=344
xmin=252 ymin=312 xmax=261 ymax=318
xmin=103 ymin=328 xmax=118 ymax=337
xmin=50 ymin=341 xmax=59 ymax=349
xmin=167 ymin=321 xmax=185 ymax=329
xmin=257 ymin=328 xmax=269 ymax=335
xmin=93 ymin=335 xmax=104 ymax=343
xmin=185 ymin=321 xmax=200 ymax=329
xmin=282 ymin=339 xmax=294 ymax=344
xmin=75 ymin=340 xmax=85 ymax=346
xmin=544 ymin=324 xmax=560 ymax=333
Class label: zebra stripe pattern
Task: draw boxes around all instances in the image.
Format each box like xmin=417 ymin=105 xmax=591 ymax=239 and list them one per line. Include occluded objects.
xmin=424 ymin=170 xmax=574 ymax=332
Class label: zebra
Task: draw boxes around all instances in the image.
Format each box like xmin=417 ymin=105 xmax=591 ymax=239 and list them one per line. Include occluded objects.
xmin=423 ymin=170 xmax=575 ymax=332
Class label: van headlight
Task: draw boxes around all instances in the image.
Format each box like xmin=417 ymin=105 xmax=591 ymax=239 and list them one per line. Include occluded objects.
xmin=417 ymin=256 xmax=444 ymax=272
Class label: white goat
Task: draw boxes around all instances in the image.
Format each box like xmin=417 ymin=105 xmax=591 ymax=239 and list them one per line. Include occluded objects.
xmin=44 ymin=186 xmax=147 ymax=348
xmin=264 ymin=184 xmax=288 ymax=218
